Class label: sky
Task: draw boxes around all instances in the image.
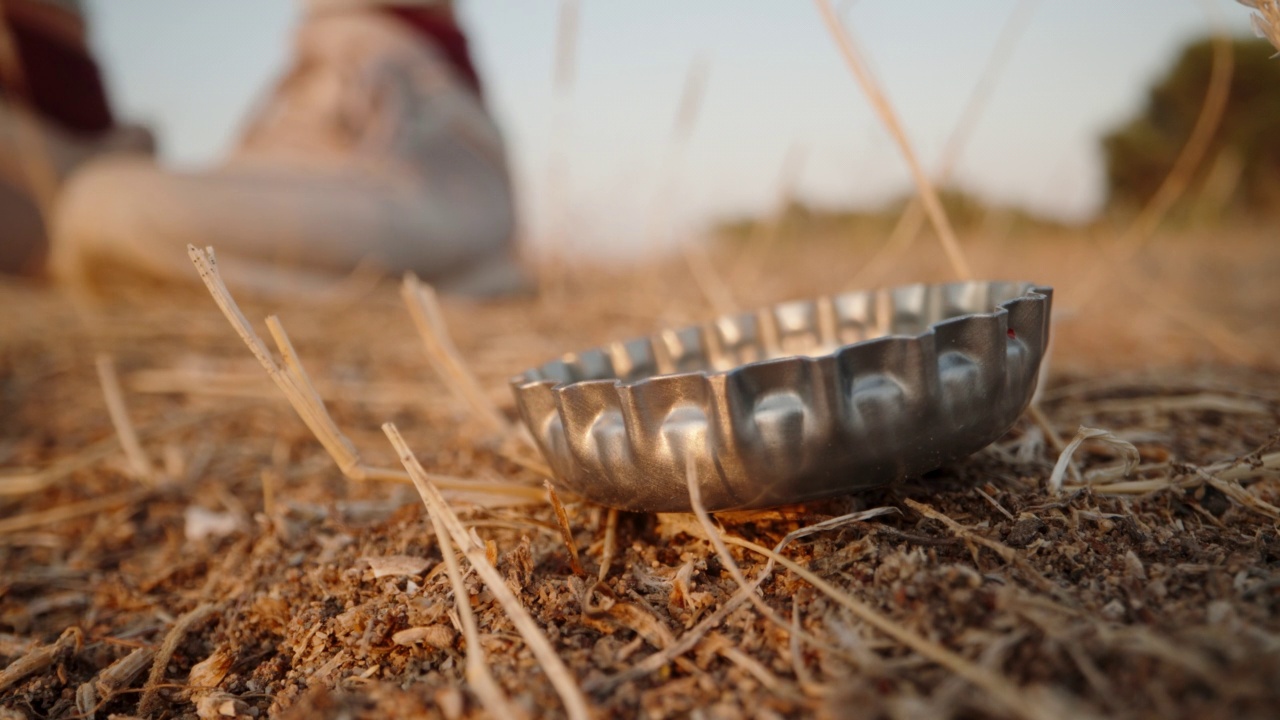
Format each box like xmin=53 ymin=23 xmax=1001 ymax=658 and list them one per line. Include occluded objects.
xmin=84 ymin=1 xmax=1255 ymax=257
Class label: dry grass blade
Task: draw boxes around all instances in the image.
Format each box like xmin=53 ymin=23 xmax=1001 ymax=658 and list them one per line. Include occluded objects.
xmin=1239 ymin=0 xmax=1280 ymax=53
xmin=847 ymin=0 xmax=1039 ymax=290
xmin=0 ymin=627 xmax=80 ymax=692
xmin=641 ymin=54 xmax=710 ymax=258
xmin=188 ymin=245 xmax=363 ymax=477
xmin=188 ymin=245 xmax=541 ymax=502
xmin=583 ymin=505 xmax=895 ymax=694
xmin=0 ymin=412 xmax=218 ymax=497
xmin=1068 ymin=450 xmax=1280 ymax=520
xmin=1049 ymin=426 xmax=1140 ymax=494
xmin=383 ymin=423 xmax=592 ymax=720
xmin=542 ymin=0 xmax=581 ymax=298
xmin=1113 ymin=273 xmax=1262 ymax=366
xmin=976 ymin=486 xmax=1018 ymax=521
xmin=427 ymin=491 xmax=520 ymax=719
xmin=597 ymin=507 xmax=619 ymax=583
xmin=1118 ymin=12 xmax=1235 ymax=256
xmin=1064 ymin=393 xmax=1271 ymax=417
xmin=1118 ymin=13 xmax=1234 ymax=255
xmin=776 ymin=506 xmax=902 ymax=544
xmin=0 ymin=439 xmax=122 ymax=496
xmin=680 ymin=453 xmax=911 ymax=676
xmin=128 ymin=366 xmax=437 ymax=407
xmin=684 ymin=455 xmax=826 ymax=647
xmin=400 ymin=274 xmax=511 ymax=437
xmin=904 ymin=498 xmax=1017 ymax=563
xmin=0 ymin=488 xmax=150 ymax=535
xmin=812 ymin=0 xmax=972 ymax=281
xmin=706 ymin=633 xmax=797 ymax=697
xmin=1215 ymin=450 xmax=1280 ymax=481
xmin=721 ymin=535 xmax=1061 ymax=720
xmin=733 ymin=142 xmax=806 ymax=291
xmin=1196 ymin=467 xmax=1280 ymax=519
xmin=681 ymin=239 xmax=738 ymax=317
xmin=1026 ymin=404 xmax=1068 ymax=454
xmin=1070 ymin=4 xmax=1239 ymax=348
xmin=586 ymin=560 xmax=775 ymax=694
xmin=596 ymin=505 xmax=899 ymax=694
xmin=545 ymin=479 xmax=585 ymax=576
xmin=95 ymin=354 xmax=158 ymax=485
xmin=138 ymin=603 xmax=217 ymax=716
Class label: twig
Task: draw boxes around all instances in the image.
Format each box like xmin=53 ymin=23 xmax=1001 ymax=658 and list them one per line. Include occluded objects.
xmin=813 ymin=0 xmax=972 ymax=281
xmin=400 ymin=274 xmax=511 ymax=437
xmin=95 ymin=355 xmax=158 ymax=485
xmin=545 ymin=480 xmax=585 ymax=576
xmin=383 ymin=423 xmax=592 ymax=720
xmin=138 ymin=603 xmax=218 ymax=716
xmin=77 ymin=646 xmax=155 ymax=717
xmin=97 ymin=646 xmax=156 ymax=699
xmin=0 ymin=627 xmax=81 ymax=692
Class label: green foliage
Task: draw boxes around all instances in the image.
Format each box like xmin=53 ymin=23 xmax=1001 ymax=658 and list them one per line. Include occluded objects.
xmin=1102 ymin=37 xmax=1280 ymax=217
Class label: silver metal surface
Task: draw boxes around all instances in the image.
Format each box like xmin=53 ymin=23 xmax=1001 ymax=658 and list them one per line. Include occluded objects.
xmin=512 ymin=281 xmax=1053 ymax=512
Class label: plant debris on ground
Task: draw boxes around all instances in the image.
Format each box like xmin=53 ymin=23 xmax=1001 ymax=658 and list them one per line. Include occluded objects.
xmin=1 ymin=232 xmax=1278 ymax=719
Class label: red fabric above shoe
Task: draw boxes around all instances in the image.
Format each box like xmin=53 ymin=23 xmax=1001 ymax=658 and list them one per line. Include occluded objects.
xmin=0 ymin=0 xmax=114 ymax=134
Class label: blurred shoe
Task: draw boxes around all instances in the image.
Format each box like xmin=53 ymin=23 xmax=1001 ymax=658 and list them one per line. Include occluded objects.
xmin=53 ymin=3 xmax=531 ymax=297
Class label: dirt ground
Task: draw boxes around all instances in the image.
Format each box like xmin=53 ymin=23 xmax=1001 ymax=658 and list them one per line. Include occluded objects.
xmin=2 ymin=229 xmax=1278 ymax=719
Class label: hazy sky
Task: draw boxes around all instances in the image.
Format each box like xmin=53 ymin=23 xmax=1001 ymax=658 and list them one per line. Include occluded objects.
xmin=84 ymin=1 xmax=1253 ymax=255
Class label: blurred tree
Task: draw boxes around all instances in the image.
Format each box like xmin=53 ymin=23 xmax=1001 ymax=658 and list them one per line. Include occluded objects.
xmin=1102 ymin=37 xmax=1280 ymax=218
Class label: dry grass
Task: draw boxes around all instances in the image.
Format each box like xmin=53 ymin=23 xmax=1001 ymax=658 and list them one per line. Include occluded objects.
xmin=813 ymin=0 xmax=972 ymax=281
xmin=1239 ymin=0 xmax=1280 ymax=54
xmin=1 ymin=4 xmax=1278 ymax=716
xmin=1 ymin=225 xmax=1278 ymax=717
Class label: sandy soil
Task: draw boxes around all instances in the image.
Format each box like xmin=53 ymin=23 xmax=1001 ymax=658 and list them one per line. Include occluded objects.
xmin=1 ymin=229 xmax=1278 ymax=719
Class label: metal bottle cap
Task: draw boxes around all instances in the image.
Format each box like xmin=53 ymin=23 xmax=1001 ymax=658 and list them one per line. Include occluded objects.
xmin=512 ymin=281 xmax=1052 ymax=512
